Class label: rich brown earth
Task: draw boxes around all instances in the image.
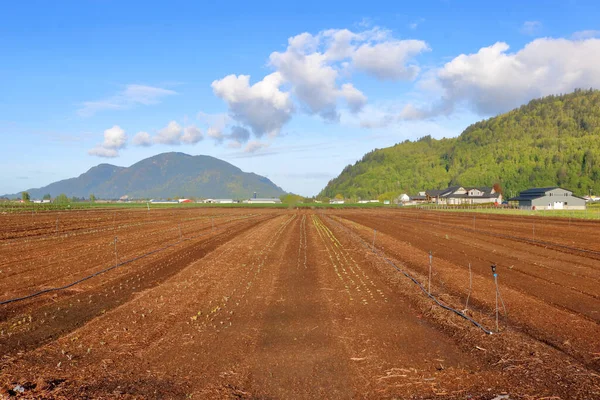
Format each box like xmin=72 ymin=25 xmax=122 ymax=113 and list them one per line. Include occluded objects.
xmin=0 ymin=208 xmax=599 ymax=399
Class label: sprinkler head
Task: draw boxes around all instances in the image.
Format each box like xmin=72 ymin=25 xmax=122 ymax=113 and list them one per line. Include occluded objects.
xmin=491 ymin=263 xmax=497 ymax=274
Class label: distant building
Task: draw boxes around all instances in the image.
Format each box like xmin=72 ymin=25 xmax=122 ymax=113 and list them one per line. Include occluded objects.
xmin=358 ymin=200 xmax=379 ymax=204
xmin=409 ymin=192 xmax=429 ymax=204
xmin=330 ymin=199 xmax=345 ymax=204
xmin=426 ymin=186 xmax=502 ymax=205
xmin=204 ymin=199 xmax=234 ymax=204
xmin=395 ymin=194 xmax=410 ymax=204
xmin=247 ymin=198 xmax=281 ymax=204
xmin=509 ymin=187 xmax=586 ymax=210
xmin=178 ymin=199 xmax=192 ymax=203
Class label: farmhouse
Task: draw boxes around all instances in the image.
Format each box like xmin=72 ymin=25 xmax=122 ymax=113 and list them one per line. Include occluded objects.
xmin=426 ymin=186 xmax=502 ymax=205
xmin=408 ymin=192 xmax=429 ymax=204
xmin=247 ymin=198 xmax=281 ymax=204
xmin=509 ymin=187 xmax=586 ymax=210
xmin=330 ymin=199 xmax=345 ymax=204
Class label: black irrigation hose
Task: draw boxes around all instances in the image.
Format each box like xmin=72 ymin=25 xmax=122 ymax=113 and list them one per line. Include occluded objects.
xmin=0 ymin=214 xmax=260 ymax=306
xmin=324 ymin=214 xmax=494 ymax=335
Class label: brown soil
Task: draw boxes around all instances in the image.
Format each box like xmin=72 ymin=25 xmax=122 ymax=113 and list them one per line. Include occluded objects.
xmin=0 ymin=208 xmax=599 ymax=399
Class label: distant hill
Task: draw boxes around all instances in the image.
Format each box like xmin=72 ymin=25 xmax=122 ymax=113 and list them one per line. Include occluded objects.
xmin=320 ymin=89 xmax=600 ymax=200
xmin=7 ymin=152 xmax=286 ymax=200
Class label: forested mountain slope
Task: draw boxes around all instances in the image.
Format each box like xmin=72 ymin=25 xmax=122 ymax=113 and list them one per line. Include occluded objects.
xmin=320 ymin=90 xmax=600 ymax=200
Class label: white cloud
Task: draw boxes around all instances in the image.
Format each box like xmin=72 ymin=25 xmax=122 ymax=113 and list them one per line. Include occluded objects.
xmin=520 ymin=21 xmax=542 ymax=35
xmin=154 ymin=121 xmax=183 ymax=145
xmin=181 ymin=126 xmax=203 ymax=144
xmin=78 ymin=84 xmax=176 ymax=117
xmin=212 ymin=26 xmax=427 ymax=137
xmin=403 ymin=37 xmax=600 ymax=119
xmin=197 ymin=112 xmax=231 ymax=143
xmin=572 ymin=30 xmax=600 ymax=40
xmin=132 ymin=131 xmax=152 ymax=147
xmin=88 ymin=147 xmax=119 ymax=158
xmin=352 ymin=40 xmax=429 ymax=80
xmin=212 ymin=72 xmax=294 ymax=137
xmin=340 ymin=83 xmax=367 ymax=113
xmin=270 ymin=47 xmax=341 ymax=120
xmin=88 ymin=125 xmax=127 ymax=158
xmin=207 ymin=127 xmax=224 ymax=142
xmin=130 ymin=123 xmax=203 ymax=147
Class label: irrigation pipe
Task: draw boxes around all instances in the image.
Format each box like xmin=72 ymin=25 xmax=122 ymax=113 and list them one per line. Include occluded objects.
xmin=325 ymin=215 xmax=494 ymax=335
xmin=0 ymin=214 xmax=261 ymax=306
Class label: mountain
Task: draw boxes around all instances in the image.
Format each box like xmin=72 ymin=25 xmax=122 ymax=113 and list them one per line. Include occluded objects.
xmin=320 ymin=89 xmax=600 ymax=200
xmin=8 ymin=152 xmax=286 ymax=199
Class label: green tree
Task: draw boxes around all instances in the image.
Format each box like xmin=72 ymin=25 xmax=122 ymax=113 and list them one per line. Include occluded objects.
xmin=43 ymin=193 xmax=51 ymax=200
xmin=21 ymin=192 xmax=30 ymax=202
xmin=89 ymin=194 xmax=96 ymax=203
xmin=54 ymin=194 xmax=69 ymax=204
xmin=281 ymin=193 xmax=304 ymax=205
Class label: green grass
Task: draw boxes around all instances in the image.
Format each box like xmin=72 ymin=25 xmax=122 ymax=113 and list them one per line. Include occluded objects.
xmin=415 ymin=203 xmax=600 ymax=220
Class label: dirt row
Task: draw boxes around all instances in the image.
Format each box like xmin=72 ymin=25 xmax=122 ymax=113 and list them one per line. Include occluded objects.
xmin=329 ymin=209 xmax=600 ymax=371
xmin=0 ymin=209 xmax=269 ymax=301
xmin=0 ymin=209 xmax=599 ymax=398
xmin=403 ymin=208 xmax=600 ymax=252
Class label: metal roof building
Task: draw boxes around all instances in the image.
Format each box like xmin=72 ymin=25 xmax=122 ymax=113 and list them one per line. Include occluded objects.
xmin=509 ymin=187 xmax=586 ymax=210
xmin=247 ymin=198 xmax=282 ymax=204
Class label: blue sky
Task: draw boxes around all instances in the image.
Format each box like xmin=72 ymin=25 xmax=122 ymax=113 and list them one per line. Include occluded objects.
xmin=1 ymin=0 xmax=599 ymax=196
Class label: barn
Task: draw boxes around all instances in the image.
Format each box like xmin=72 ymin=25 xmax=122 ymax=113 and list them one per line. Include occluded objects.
xmin=247 ymin=198 xmax=281 ymax=204
xmin=509 ymin=187 xmax=586 ymax=210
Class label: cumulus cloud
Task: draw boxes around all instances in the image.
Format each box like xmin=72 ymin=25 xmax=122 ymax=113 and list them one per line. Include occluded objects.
xmin=572 ymin=30 xmax=600 ymax=40
xmin=88 ymin=147 xmax=119 ymax=158
xmin=352 ymin=40 xmax=429 ymax=80
xmin=181 ymin=126 xmax=203 ymax=144
xmin=212 ymin=26 xmax=427 ymax=137
xmin=132 ymin=131 xmax=152 ymax=147
xmin=340 ymin=83 xmax=367 ymax=113
xmin=403 ymin=37 xmax=600 ymax=119
xmin=88 ymin=125 xmax=127 ymax=158
xmin=197 ymin=112 xmax=231 ymax=143
xmin=212 ymin=73 xmax=294 ymax=137
xmin=79 ymin=84 xmax=176 ymax=117
xmin=154 ymin=121 xmax=183 ymax=145
xmin=130 ymin=123 xmax=203 ymax=147
xmin=207 ymin=127 xmax=224 ymax=142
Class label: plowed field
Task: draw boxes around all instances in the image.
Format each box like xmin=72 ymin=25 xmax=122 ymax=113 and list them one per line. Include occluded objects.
xmin=1 ymin=208 xmax=599 ymax=399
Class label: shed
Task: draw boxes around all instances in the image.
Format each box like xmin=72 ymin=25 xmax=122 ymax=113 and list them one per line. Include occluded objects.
xmin=509 ymin=187 xmax=586 ymax=210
